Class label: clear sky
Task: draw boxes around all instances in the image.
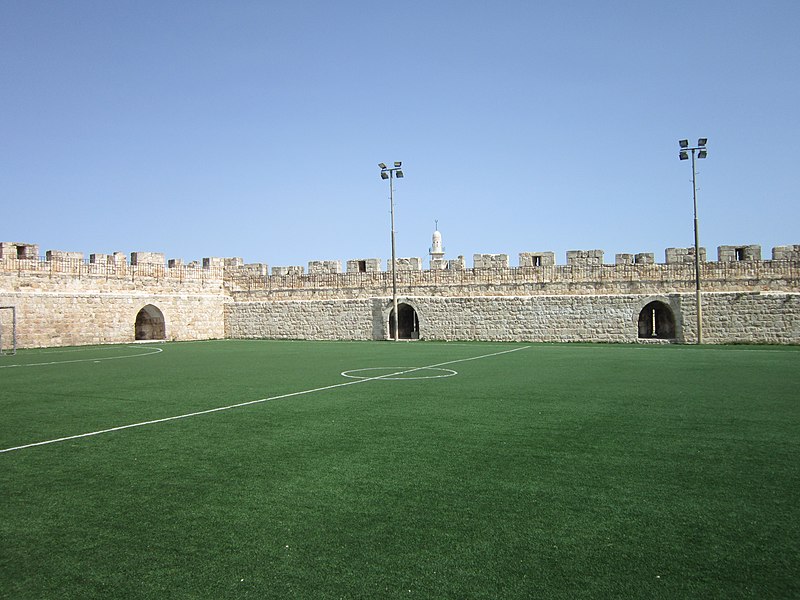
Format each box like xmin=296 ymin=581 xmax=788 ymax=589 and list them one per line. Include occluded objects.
xmin=2 ymin=1 xmax=798 ymax=268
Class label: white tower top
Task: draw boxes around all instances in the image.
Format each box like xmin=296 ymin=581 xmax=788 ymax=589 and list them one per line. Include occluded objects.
xmin=430 ymin=221 xmax=445 ymax=266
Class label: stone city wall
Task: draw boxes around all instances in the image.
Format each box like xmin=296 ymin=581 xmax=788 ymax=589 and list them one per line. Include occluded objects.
xmin=2 ymin=240 xmax=800 ymax=347
xmin=1 ymin=252 xmax=226 ymax=348
xmin=225 ymin=292 xmax=800 ymax=344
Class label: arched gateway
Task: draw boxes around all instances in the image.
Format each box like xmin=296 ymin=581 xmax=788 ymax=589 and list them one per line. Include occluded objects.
xmin=389 ymin=303 xmax=420 ymax=340
xmin=638 ymin=301 xmax=676 ymax=340
xmin=135 ymin=304 xmax=166 ymax=340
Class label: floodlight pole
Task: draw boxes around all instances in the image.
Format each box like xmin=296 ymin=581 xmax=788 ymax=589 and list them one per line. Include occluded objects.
xmin=691 ymin=149 xmax=702 ymax=345
xmin=380 ymin=162 xmax=404 ymax=341
xmin=679 ymin=139 xmax=708 ymax=344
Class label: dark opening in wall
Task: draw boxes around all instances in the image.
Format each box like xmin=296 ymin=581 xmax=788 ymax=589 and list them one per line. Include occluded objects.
xmin=389 ymin=303 xmax=419 ymax=340
xmin=638 ymin=301 xmax=676 ymax=339
xmin=135 ymin=304 xmax=166 ymax=340
xmin=533 ymin=256 xmax=542 ymax=267
xmin=358 ymin=260 xmax=367 ymax=273
xmin=735 ymin=248 xmax=745 ymax=261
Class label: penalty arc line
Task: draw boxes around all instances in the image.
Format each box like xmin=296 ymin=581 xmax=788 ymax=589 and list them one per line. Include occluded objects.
xmin=0 ymin=345 xmax=529 ymax=454
xmin=0 ymin=346 xmax=163 ymax=368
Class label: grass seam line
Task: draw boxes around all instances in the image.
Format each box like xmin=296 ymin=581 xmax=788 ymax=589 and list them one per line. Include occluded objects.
xmin=0 ymin=345 xmax=529 ymax=454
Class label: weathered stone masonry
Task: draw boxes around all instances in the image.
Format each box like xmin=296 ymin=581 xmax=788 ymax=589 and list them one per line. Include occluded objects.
xmin=2 ymin=241 xmax=799 ymax=348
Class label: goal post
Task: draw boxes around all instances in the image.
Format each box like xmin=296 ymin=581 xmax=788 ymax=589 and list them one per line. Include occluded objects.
xmin=0 ymin=306 xmax=16 ymax=355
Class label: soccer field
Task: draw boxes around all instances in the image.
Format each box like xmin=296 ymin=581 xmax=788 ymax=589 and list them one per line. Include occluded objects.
xmin=1 ymin=340 xmax=799 ymax=599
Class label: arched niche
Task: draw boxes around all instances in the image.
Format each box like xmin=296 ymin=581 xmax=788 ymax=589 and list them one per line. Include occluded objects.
xmin=389 ymin=303 xmax=420 ymax=340
xmin=135 ymin=304 xmax=166 ymax=340
xmin=638 ymin=301 xmax=676 ymax=340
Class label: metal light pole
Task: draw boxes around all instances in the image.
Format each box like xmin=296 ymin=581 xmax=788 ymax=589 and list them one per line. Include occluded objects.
xmin=679 ymin=138 xmax=708 ymax=344
xmin=379 ymin=162 xmax=404 ymax=341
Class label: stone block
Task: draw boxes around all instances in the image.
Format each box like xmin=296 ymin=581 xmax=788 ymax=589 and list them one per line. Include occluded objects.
xmin=473 ymin=254 xmax=509 ymax=269
xmin=665 ymin=247 xmax=706 ymax=264
xmin=131 ymin=252 xmax=165 ymax=266
xmin=203 ymin=257 xmax=224 ymax=269
xmin=346 ymin=258 xmax=381 ymax=273
xmin=519 ymin=252 xmax=556 ymax=267
xmin=772 ymin=245 xmax=800 ymax=261
xmin=308 ymin=260 xmax=342 ymax=274
xmin=718 ymin=245 xmax=761 ymax=262
xmin=566 ymin=250 xmax=604 ymax=266
xmin=1 ymin=242 xmax=39 ymax=259
xmin=272 ymin=266 xmax=304 ymax=276
xmin=46 ymin=250 xmax=84 ymax=262
xmin=392 ymin=257 xmax=422 ymax=271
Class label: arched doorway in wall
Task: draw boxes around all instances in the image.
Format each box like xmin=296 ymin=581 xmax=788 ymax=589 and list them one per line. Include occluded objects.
xmin=638 ymin=301 xmax=676 ymax=339
xmin=389 ymin=303 xmax=420 ymax=340
xmin=135 ymin=304 xmax=166 ymax=340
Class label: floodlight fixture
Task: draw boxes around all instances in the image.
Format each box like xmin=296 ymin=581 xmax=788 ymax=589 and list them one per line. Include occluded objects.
xmin=396 ymin=170 xmax=404 ymax=178
xmin=697 ymin=138 xmax=707 ymax=147
xmin=679 ymin=139 xmax=689 ymax=148
xmin=679 ymin=151 xmax=689 ymax=160
xmin=381 ymin=171 xmax=389 ymax=179
xmin=698 ymin=149 xmax=707 ymax=159
xmin=379 ymin=162 xmax=387 ymax=169
xmin=394 ymin=161 xmax=402 ymax=167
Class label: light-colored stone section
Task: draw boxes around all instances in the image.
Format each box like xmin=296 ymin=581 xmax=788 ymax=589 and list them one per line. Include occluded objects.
xmin=346 ymin=258 xmax=381 ymax=273
xmin=3 ymin=240 xmax=800 ymax=347
xmin=1 ymin=242 xmax=39 ymax=259
xmin=473 ymin=254 xmax=509 ymax=269
xmin=271 ymin=266 xmax=304 ymax=276
xmin=666 ymin=247 xmax=707 ymax=264
xmin=391 ymin=257 xmax=422 ymax=271
xmin=773 ymin=245 xmax=800 ymax=261
xmin=130 ymin=252 xmax=165 ymax=266
xmin=718 ymin=245 xmax=761 ymax=262
xmin=520 ymin=252 xmax=556 ymax=267
xmin=204 ymin=257 xmax=224 ymax=269
xmin=567 ymin=250 xmax=604 ymax=266
xmin=308 ymin=260 xmax=342 ymax=274
xmin=47 ymin=250 xmax=84 ymax=261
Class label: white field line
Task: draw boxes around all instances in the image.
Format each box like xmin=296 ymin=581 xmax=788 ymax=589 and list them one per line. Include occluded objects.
xmin=0 ymin=345 xmax=529 ymax=454
xmin=0 ymin=346 xmax=163 ymax=368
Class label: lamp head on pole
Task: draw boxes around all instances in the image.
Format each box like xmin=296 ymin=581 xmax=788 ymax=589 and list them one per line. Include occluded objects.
xmin=679 ymin=151 xmax=689 ymax=160
xmin=380 ymin=171 xmax=389 ymax=180
xmin=679 ymin=139 xmax=689 ymax=148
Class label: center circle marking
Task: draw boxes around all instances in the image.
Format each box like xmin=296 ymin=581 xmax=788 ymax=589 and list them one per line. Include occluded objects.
xmin=341 ymin=366 xmax=458 ymax=380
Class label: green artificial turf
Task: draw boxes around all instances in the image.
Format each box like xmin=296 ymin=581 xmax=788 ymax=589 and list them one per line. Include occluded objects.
xmin=1 ymin=340 xmax=798 ymax=599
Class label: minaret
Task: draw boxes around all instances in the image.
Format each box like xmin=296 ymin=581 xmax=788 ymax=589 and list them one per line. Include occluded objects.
xmin=429 ymin=220 xmax=446 ymax=270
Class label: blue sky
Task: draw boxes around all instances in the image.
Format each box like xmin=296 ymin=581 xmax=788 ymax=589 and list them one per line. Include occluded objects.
xmin=2 ymin=1 xmax=798 ymax=268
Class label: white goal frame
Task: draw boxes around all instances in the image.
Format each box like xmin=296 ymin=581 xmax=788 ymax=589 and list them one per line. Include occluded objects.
xmin=0 ymin=306 xmax=16 ymax=355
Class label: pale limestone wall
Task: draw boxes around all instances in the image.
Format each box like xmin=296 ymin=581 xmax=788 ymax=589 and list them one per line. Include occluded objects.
xmin=0 ymin=269 xmax=226 ymax=348
xmin=3 ymin=240 xmax=800 ymax=348
xmin=225 ymin=298 xmax=377 ymax=340
xmin=226 ymin=261 xmax=800 ymax=301
xmin=225 ymin=291 xmax=800 ymax=344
